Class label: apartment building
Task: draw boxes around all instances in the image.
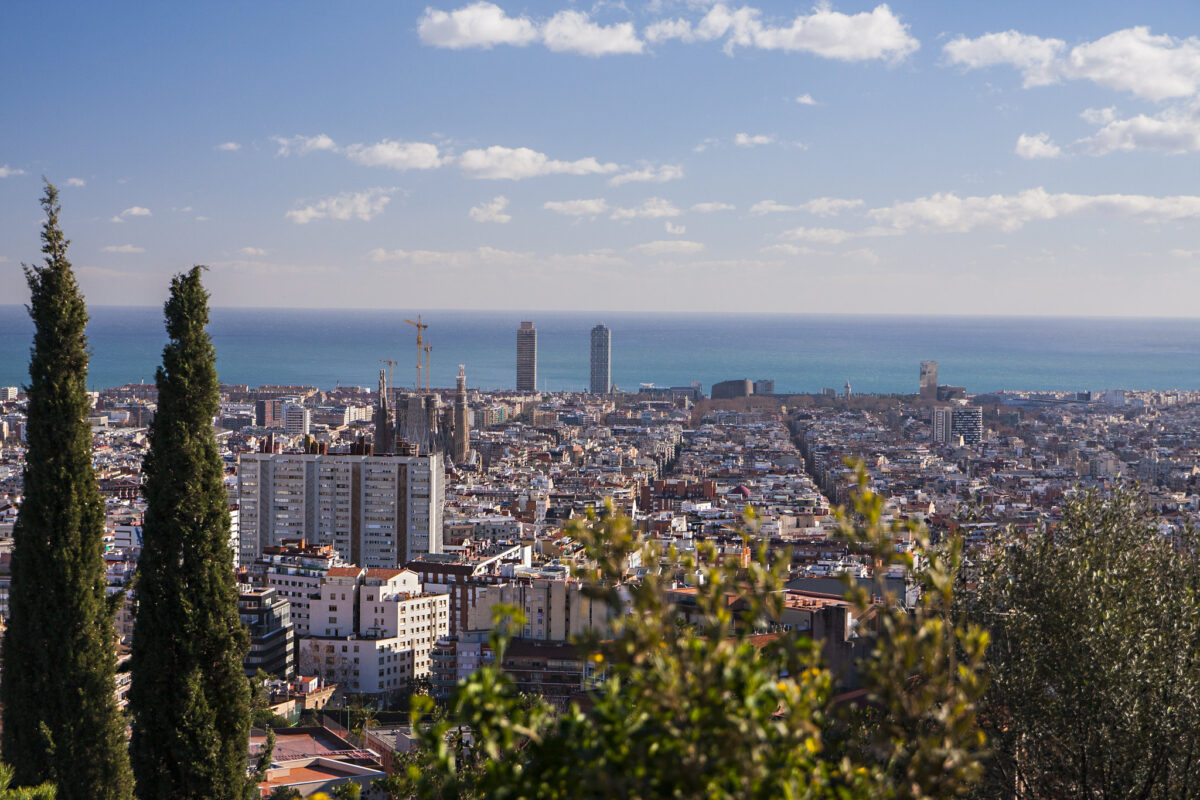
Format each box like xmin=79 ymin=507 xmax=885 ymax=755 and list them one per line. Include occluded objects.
xmin=236 ymin=453 xmax=443 ymax=569
xmin=298 ymin=566 xmax=450 ymax=696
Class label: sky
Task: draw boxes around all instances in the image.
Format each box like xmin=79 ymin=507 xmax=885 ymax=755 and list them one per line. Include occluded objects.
xmin=2 ymin=1 xmax=1200 ymax=316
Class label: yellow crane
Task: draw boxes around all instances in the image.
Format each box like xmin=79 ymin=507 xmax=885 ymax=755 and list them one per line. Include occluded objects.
xmin=405 ymin=316 xmax=428 ymax=391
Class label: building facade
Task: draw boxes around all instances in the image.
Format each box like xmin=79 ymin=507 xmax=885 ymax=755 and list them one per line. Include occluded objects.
xmin=237 ymin=453 xmax=443 ymax=569
xmin=516 ymin=321 xmax=537 ymax=392
xmin=298 ymin=566 xmax=450 ymax=695
xmin=589 ymin=324 xmax=610 ymax=394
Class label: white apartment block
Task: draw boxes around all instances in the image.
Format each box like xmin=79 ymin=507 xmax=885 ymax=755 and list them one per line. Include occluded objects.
xmin=236 ymin=453 xmax=443 ymax=569
xmin=299 ymin=566 xmax=450 ymax=695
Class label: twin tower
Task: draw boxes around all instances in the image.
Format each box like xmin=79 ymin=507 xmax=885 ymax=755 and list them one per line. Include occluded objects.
xmin=516 ymin=321 xmax=611 ymax=394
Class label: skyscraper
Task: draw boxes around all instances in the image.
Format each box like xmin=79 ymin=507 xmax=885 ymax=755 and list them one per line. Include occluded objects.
xmin=920 ymin=361 xmax=939 ymax=400
xmin=453 ymin=365 xmax=470 ymax=464
xmin=516 ymin=321 xmax=537 ymax=392
xmin=590 ymin=324 xmax=610 ymax=394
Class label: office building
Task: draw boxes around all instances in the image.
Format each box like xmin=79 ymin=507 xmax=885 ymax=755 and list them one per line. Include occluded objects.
xmin=919 ymin=361 xmax=939 ymax=400
xmin=239 ymin=586 xmax=295 ymax=678
xmin=932 ymin=405 xmax=983 ymax=445
xmin=236 ymin=453 xmax=443 ymax=569
xmin=283 ymin=403 xmax=311 ymax=436
xmin=590 ymin=324 xmax=610 ymax=394
xmin=711 ymin=379 xmax=752 ymax=400
xmin=951 ymin=406 xmax=984 ymax=445
xmin=516 ymin=321 xmax=537 ymax=392
xmin=753 ymin=379 xmax=775 ymax=396
xmin=452 ymin=365 xmax=470 ymax=464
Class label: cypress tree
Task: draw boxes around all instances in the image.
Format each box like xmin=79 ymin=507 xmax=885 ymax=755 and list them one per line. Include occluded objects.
xmin=0 ymin=182 xmax=134 ymax=799
xmin=129 ymin=267 xmax=253 ymax=799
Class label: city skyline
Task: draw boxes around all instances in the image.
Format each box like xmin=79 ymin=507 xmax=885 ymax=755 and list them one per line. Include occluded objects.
xmin=4 ymin=2 xmax=1200 ymax=316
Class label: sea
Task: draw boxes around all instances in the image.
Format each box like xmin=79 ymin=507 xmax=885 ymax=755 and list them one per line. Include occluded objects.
xmin=2 ymin=305 xmax=1200 ymax=396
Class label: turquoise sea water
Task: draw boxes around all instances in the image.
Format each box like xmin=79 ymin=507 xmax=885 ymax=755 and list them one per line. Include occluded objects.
xmin=1 ymin=305 xmax=1199 ymax=395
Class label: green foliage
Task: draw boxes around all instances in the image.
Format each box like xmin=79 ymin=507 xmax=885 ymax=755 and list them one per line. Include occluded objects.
xmin=0 ymin=182 xmax=134 ymax=800
xmin=959 ymin=488 xmax=1200 ymax=799
xmin=129 ymin=267 xmax=253 ymax=800
xmin=390 ymin=466 xmax=988 ymax=799
xmin=0 ymin=763 xmax=55 ymax=800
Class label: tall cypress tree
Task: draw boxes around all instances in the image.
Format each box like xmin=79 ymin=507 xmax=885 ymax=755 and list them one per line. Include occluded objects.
xmin=129 ymin=267 xmax=252 ymax=799
xmin=0 ymin=182 xmax=134 ymax=799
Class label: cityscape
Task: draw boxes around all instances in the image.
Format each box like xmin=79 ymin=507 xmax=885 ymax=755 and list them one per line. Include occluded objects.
xmin=4 ymin=0 xmax=1200 ymax=798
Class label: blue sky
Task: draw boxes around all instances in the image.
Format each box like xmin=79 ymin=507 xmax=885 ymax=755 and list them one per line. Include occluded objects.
xmin=2 ymin=1 xmax=1200 ymax=315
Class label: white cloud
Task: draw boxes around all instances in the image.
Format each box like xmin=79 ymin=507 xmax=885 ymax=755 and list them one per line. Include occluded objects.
xmin=1080 ymin=106 xmax=1117 ymax=125
xmin=469 ymin=195 xmax=512 ymax=223
xmin=1066 ymin=27 xmax=1200 ymax=102
xmin=647 ymin=3 xmax=918 ymax=60
xmin=345 ymin=139 xmax=444 ymax=170
xmin=368 ymin=245 xmax=629 ymax=270
xmin=418 ymin=2 xmax=539 ymax=49
xmin=665 ymin=221 xmax=686 ymax=234
xmin=644 ymin=17 xmax=694 ymax=44
xmin=795 ymin=93 xmax=817 ymax=105
xmin=751 ymin=197 xmax=864 ymax=215
xmin=608 ymin=164 xmax=683 ymax=186
xmin=735 ymin=132 xmax=774 ymax=147
xmin=692 ymin=136 xmax=720 ymax=153
xmin=216 ymin=141 xmax=242 ymax=152
xmin=419 ymin=3 xmax=641 ymax=55
xmin=543 ymin=198 xmax=610 ymax=217
xmin=102 ymin=244 xmax=145 ymax=254
xmin=1170 ymin=249 xmax=1200 ymax=258
xmin=458 ymin=145 xmax=619 ymax=179
xmin=111 ymin=206 xmax=152 ymax=222
xmin=867 ymin=187 xmax=1200 ymax=234
xmin=238 ymin=247 xmax=268 ymax=256
xmin=761 ymin=243 xmax=817 ymax=256
xmin=945 ymin=26 xmax=1200 ymax=101
xmin=781 ymin=226 xmax=853 ymax=244
xmin=633 ymin=239 xmax=705 ymax=255
xmin=1077 ymin=103 xmax=1200 ymax=155
xmin=691 ymin=201 xmax=735 ymax=213
xmin=1015 ymin=132 xmax=1063 ymax=159
xmin=844 ymin=247 xmax=880 ymax=265
xmin=543 ymin=10 xmax=644 ymax=56
xmin=611 ymin=197 xmax=682 ymax=220
xmin=273 ymin=134 xmax=338 ymax=156
xmin=0 ymin=165 xmax=26 ymax=178
xmin=286 ymin=188 xmax=394 ymax=224
xmin=65 ymin=177 xmax=86 ymax=187
xmin=944 ymin=30 xmax=1065 ymax=87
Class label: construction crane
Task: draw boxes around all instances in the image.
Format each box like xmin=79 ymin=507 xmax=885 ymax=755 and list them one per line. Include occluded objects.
xmin=422 ymin=343 xmax=433 ymax=393
xmin=405 ymin=316 xmax=428 ymax=391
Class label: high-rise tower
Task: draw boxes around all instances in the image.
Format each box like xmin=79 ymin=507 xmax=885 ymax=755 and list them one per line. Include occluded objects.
xmin=919 ymin=361 xmax=939 ymax=400
xmin=453 ymin=365 xmax=470 ymax=464
xmin=516 ymin=321 xmax=537 ymax=392
xmin=590 ymin=323 xmax=610 ymax=394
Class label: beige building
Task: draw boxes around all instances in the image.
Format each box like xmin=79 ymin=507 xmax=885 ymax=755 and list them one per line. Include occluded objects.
xmin=299 ymin=566 xmax=450 ymax=695
xmin=468 ymin=576 xmax=616 ymax=643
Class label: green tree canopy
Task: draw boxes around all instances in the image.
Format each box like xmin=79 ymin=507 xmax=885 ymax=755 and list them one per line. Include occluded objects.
xmin=959 ymin=488 xmax=1200 ymax=799
xmin=385 ymin=469 xmax=989 ymax=799
xmin=0 ymin=181 xmax=133 ymax=800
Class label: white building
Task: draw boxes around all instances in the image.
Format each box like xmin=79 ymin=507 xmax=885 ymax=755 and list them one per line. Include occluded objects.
xmin=283 ymin=403 xmax=311 ymax=436
xmin=299 ymin=566 xmax=450 ymax=695
xmin=236 ymin=453 xmax=443 ymax=569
